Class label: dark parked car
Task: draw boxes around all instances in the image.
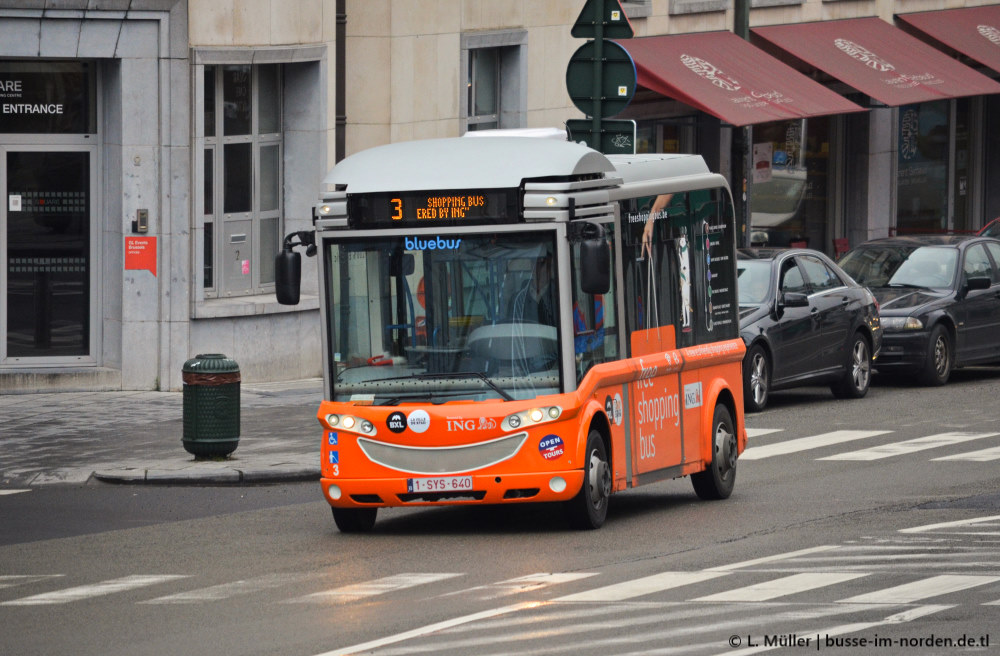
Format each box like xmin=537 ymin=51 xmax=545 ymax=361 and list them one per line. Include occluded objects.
xmin=737 ymin=248 xmax=882 ymax=412
xmin=838 ymin=234 xmax=1000 ymax=385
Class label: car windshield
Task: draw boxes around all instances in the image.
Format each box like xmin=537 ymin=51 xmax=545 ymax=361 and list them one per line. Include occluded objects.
xmin=323 ymin=232 xmax=562 ymax=404
xmin=838 ymin=244 xmax=958 ymax=289
xmin=737 ymin=259 xmax=772 ymax=304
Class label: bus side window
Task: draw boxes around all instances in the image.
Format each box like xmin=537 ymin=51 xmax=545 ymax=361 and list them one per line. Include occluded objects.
xmin=571 ymin=228 xmax=619 ymax=382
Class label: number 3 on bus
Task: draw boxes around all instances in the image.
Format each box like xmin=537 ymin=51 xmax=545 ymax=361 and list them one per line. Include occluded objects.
xmin=276 ymin=133 xmax=746 ymax=533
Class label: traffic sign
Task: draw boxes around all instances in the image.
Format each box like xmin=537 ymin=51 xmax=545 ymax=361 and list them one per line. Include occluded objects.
xmin=565 ymin=39 xmax=637 ymax=118
xmin=566 ymin=119 xmax=636 ymax=155
xmin=572 ymin=0 xmax=634 ymax=39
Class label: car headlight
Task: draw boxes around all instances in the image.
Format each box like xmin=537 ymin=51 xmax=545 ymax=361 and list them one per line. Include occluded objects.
xmin=881 ymin=316 xmax=924 ymax=331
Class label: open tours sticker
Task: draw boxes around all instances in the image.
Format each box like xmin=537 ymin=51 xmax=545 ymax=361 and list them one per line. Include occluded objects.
xmin=539 ymin=435 xmax=564 ymax=460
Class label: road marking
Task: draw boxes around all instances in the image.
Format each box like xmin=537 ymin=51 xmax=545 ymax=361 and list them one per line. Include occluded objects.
xmin=0 ymin=489 xmax=30 ymax=495
xmin=286 ymin=573 xmax=462 ymax=603
xmin=707 ymin=545 xmax=838 ymax=571
xmin=554 ymin=571 xmax=727 ymax=602
xmin=740 ymin=430 xmax=891 ymax=460
xmin=820 ymin=432 xmax=999 ymax=461
xmin=142 ymin=573 xmax=311 ymax=604
xmin=441 ymin=572 xmax=598 ymax=599
xmin=313 ymin=602 xmax=531 ymax=656
xmin=900 ymin=514 xmax=1000 ymax=535
xmin=836 ymin=574 xmax=1000 ymax=604
xmin=0 ymin=575 xmax=64 ymax=589
xmin=933 ymin=444 xmax=1000 ymax=461
xmin=694 ymin=572 xmax=869 ymax=602
xmin=1 ymin=575 xmax=188 ymax=606
xmin=746 ymin=428 xmax=783 ymax=439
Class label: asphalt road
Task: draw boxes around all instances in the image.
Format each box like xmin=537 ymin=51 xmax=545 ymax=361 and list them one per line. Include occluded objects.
xmin=2 ymin=368 xmax=999 ymax=656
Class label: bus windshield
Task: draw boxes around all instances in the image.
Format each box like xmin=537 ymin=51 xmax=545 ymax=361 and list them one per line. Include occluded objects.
xmin=324 ymin=231 xmax=561 ymax=404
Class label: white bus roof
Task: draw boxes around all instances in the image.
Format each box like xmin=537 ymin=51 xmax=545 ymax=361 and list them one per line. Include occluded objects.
xmin=325 ymin=137 xmax=615 ymax=193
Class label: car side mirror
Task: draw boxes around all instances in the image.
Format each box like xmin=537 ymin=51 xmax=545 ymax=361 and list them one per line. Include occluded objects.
xmin=275 ymin=250 xmax=301 ymax=305
xmin=966 ymin=276 xmax=991 ymax=292
xmin=780 ymin=291 xmax=809 ymax=308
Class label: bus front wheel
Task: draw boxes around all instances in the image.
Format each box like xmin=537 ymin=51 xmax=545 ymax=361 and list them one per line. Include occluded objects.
xmin=566 ymin=429 xmax=611 ymax=530
xmin=691 ymin=404 xmax=737 ymax=500
xmin=332 ymin=507 xmax=377 ymax=533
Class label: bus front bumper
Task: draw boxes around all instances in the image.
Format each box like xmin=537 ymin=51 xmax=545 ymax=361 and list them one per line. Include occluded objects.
xmin=321 ymin=471 xmax=586 ymax=508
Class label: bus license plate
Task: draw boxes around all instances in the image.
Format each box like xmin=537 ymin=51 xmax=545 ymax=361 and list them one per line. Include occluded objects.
xmin=407 ymin=476 xmax=473 ymax=493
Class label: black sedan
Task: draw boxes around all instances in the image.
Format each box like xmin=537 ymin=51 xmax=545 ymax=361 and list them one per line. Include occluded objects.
xmin=738 ymin=248 xmax=882 ymax=412
xmin=838 ymin=234 xmax=1000 ymax=385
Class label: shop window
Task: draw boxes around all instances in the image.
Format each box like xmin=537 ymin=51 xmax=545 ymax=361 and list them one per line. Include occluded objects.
xmin=461 ymin=31 xmax=526 ymax=133
xmin=202 ymin=64 xmax=282 ymax=297
xmin=749 ymin=117 xmax=831 ymax=249
xmin=897 ymin=101 xmax=949 ymax=234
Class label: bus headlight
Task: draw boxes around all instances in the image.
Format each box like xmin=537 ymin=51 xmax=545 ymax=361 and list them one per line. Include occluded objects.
xmin=324 ymin=414 xmax=376 ymax=435
xmin=503 ymin=406 xmax=562 ymax=431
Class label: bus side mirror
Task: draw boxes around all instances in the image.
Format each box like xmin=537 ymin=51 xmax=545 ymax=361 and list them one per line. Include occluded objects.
xmin=275 ymin=249 xmax=301 ymax=305
xmin=581 ymin=238 xmax=611 ymax=295
xmin=390 ymin=252 xmax=415 ymax=277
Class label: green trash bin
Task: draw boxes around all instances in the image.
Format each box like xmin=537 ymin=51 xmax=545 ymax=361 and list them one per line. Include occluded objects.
xmin=182 ymin=353 xmax=241 ymax=458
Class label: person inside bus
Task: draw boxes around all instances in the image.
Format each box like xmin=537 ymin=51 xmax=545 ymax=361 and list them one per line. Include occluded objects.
xmin=512 ymin=252 xmax=557 ymax=326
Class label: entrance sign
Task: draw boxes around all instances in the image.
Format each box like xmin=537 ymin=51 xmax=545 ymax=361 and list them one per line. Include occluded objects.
xmin=0 ymin=61 xmax=96 ymax=134
xmin=125 ymin=237 xmax=157 ymax=277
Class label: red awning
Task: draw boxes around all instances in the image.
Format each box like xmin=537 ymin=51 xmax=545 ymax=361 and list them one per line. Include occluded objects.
xmin=897 ymin=5 xmax=1000 ymax=74
xmin=619 ymin=32 xmax=865 ymax=126
xmin=752 ymin=18 xmax=1000 ymax=107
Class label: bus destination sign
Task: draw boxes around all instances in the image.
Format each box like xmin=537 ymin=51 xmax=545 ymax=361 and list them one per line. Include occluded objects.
xmin=349 ymin=189 xmax=519 ymax=227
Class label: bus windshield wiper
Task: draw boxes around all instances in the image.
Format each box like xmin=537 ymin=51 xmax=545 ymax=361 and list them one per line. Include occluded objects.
xmin=415 ymin=371 xmax=514 ymax=401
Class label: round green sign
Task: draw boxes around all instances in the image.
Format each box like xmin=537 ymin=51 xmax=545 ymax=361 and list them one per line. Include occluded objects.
xmin=565 ymin=40 xmax=637 ymax=118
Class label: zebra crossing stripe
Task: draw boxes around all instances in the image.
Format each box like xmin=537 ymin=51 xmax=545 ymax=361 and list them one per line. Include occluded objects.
xmin=0 ymin=575 xmax=64 ymax=590
xmin=745 ymin=428 xmax=783 ymax=439
xmin=933 ymin=444 xmax=1000 ymax=461
xmin=554 ymin=571 xmax=727 ymax=602
xmin=900 ymin=514 xmax=1000 ymax=534
xmin=0 ymin=490 xmax=30 ymax=495
xmin=836 ymin=574 xmax=1000 ymax=604
xmin=441 ymin=572 xmax=598 ymax=599
xmin=707 ymin=545 xmax=838 ymax=571
xmin=820 ymin=432 xmax=1000 ymax=461
xmin=286 ymin=572 xmax=462 ymax=603
xmin=142 ymin=573 xmax=312 ymax=604
xmin=1 ymin=575 xmax=188 ymax=606
xmin=740 ymin=430 xmax=891 ymax=460
xmin=693 ymin=572 xmax=869 ymax=602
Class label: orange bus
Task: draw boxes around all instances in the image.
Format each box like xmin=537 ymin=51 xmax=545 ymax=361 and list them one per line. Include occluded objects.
xmin=276 ymin=134 xmax=746 ymax=531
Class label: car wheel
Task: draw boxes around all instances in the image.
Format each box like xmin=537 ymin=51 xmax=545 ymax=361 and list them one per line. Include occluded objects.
xmin=565 ymin=429 xmax=611 ymax=530
xmin=743 ymin=344 xmax=769 ymax=413
xmin=919 ymin=324 xmax=952 ymax=386
xmin=691 ymin=404 xmax=737 ymax=501
xmin=831 ymin=332 xmax=871 ymax=399
xmin=332 ymin=507 xmax=377 ymax=533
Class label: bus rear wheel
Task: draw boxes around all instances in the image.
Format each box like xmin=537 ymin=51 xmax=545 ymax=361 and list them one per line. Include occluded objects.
xmin=566 ymin=429 xmax=611 ymax=530
xmin=332 ymin=507 xmax=377 ymax=533
xmin=691 ymin=404 xmax=737 ymax=500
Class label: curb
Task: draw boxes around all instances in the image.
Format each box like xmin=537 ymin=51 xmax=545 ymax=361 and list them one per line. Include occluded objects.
xmin=92 ymin=466 xmax=320 ymax=486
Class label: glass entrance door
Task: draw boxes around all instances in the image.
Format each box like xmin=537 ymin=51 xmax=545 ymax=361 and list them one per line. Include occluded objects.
xmin=2 ymin=149 xmax=94 ymax=362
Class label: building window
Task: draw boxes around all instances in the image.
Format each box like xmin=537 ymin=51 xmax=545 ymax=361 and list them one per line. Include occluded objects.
xmin=461 ymin=30 xmax=527 ymax=134
xmin=467 ymin=49 xmax=500 ymax=131
xmin=202 ymin=64 xmax=282 ymax=297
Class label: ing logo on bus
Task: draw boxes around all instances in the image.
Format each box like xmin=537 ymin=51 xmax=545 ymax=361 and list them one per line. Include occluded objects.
xmin=446 ymin=417 xmax=497 ymax=432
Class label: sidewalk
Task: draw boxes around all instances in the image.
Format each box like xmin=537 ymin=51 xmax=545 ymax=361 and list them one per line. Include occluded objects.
xmin=0 ymin=379 xmax=324 ymax=487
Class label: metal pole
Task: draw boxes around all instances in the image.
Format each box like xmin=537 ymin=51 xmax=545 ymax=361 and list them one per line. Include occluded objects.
xmin=591 ymin=0 xmax=605 ymax=151
xmin=733 ymin=0 xmax=752 ymax=247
